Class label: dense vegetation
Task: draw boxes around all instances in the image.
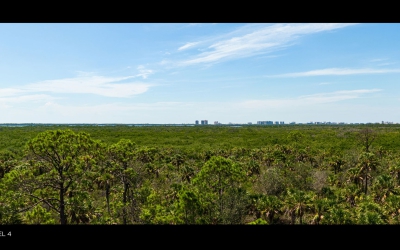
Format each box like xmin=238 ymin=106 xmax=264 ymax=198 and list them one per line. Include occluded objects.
xmin=1 ymin=124 xmax=400 ymax=224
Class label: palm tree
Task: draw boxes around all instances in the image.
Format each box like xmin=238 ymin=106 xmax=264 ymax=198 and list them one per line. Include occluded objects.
xmin=355 ymin=195 xmax=386 ymax=224
xmin=342 ymin=184 xmax=363 ymax=207
xmin=262 ymin=153 xmax=275 ymax=167
xmin=107 ymin=139 xmax=140 ymax=224
xmin=323 ymin=205 xmax=353 ymax=224
xmin=375 ymin=146 xmax=386 ymax=160
xmin=284 ymin=189 xmax=313 ymax=224
xmin=383 ymin=195 xmax=400 ymax=224
xmin=310 ymin=196 xmax=330 ymax=225
xmin=94 ymin=169 xmax=114 ymax=217
xmin=356 ymin=128 xmax=377 ymax=153
xmin=255 ymin=195 xmax=282 ymax=224
xmin=389 ymin=161 xmax=400 ymax=185
xmin=328 ymin=156 xmax=346 ymax=175
xmin=171 ymin=154 xmax=185 ymax=171
xmin=346 ymin=167 xmax=363 ymax=188
xmin=357 ymin=152 xmax=379 ymax=195
xmin=371 ymin=174 xmax=398 ymax=203
xmin=179 ymin=164 xmax=195 ymax=183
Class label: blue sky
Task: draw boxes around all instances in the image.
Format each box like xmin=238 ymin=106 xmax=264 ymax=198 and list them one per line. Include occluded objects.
xmin=0 ymin=23 xmax=399 ymax=124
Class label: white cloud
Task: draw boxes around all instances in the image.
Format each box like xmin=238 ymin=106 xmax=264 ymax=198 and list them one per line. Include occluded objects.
xmin=241 ymin=89 xmax=382 ymax=108
xmin=179 ymin=23 xmax=356 ymax=66
xmin=178 ymin=42 xmax=200 ymax=51
xmin=136 ymin=65 xmax=154 ymax=79
xmin=0 ymin=88 xmax=25 ymax=97
xmin=269 ymin=68 xmax=400 ymax=77
xmin=40 ymin=101 xmax=185 ymax=113
xmin=0 ymin=75 xmax=154 ymax=100
xmin=30 ymin=77 xmax=151 ymax=98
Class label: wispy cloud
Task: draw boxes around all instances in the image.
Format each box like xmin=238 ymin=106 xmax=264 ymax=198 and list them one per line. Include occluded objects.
xmin=178 ymin=42 xmax=200 ymax=51
xmin=369 ymin=58 xmax=389 ymax=62
xmin=42 ymin=101 xmax=185 ymax=112
xmin=178 ymin=23 xmax=356 ymax=66
xmin=269 ymin=68 xmax=400 ymax=77
xmin=0 ymin=75 xmax=154 ymax=100
xmin=366 ymin=58 xmax=397 ymax=67
xmin=136 ymin=65 xmax=154 ymax=79
xmin=28 ymin=76 xmax=152 ymax=98
xmin=299 ymin=89 xmax=382 ymax=103
xmin=241 ymin=89 xmax=382 ymax=108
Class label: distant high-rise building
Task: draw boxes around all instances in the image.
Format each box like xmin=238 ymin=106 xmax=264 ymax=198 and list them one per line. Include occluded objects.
xmin=275 ymin=121 xmax=279 ymax=125
xmin=195 ymin=120 xmax=199 ymax=125
xmin=280 ymin=121 xmax=284 ymax=124
xmin=205 ymin=120 xmax=208 ymax=125
xmin=201 ymin=120 xmax=205 ymax=125
xmin=257 ymin=121 xmax=273 ymax=125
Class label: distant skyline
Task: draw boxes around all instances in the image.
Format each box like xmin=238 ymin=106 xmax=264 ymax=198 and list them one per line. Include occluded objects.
xmin=1 ymin=23 xmax=399 ymax=123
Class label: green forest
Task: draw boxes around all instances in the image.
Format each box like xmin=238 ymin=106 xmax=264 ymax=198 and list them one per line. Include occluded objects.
xmin=1 ymin=124 xmax=400 ymax=224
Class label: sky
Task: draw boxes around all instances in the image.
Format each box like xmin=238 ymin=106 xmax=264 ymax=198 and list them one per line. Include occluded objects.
xmin=0 ymin=23 xmax=399 ymax=124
